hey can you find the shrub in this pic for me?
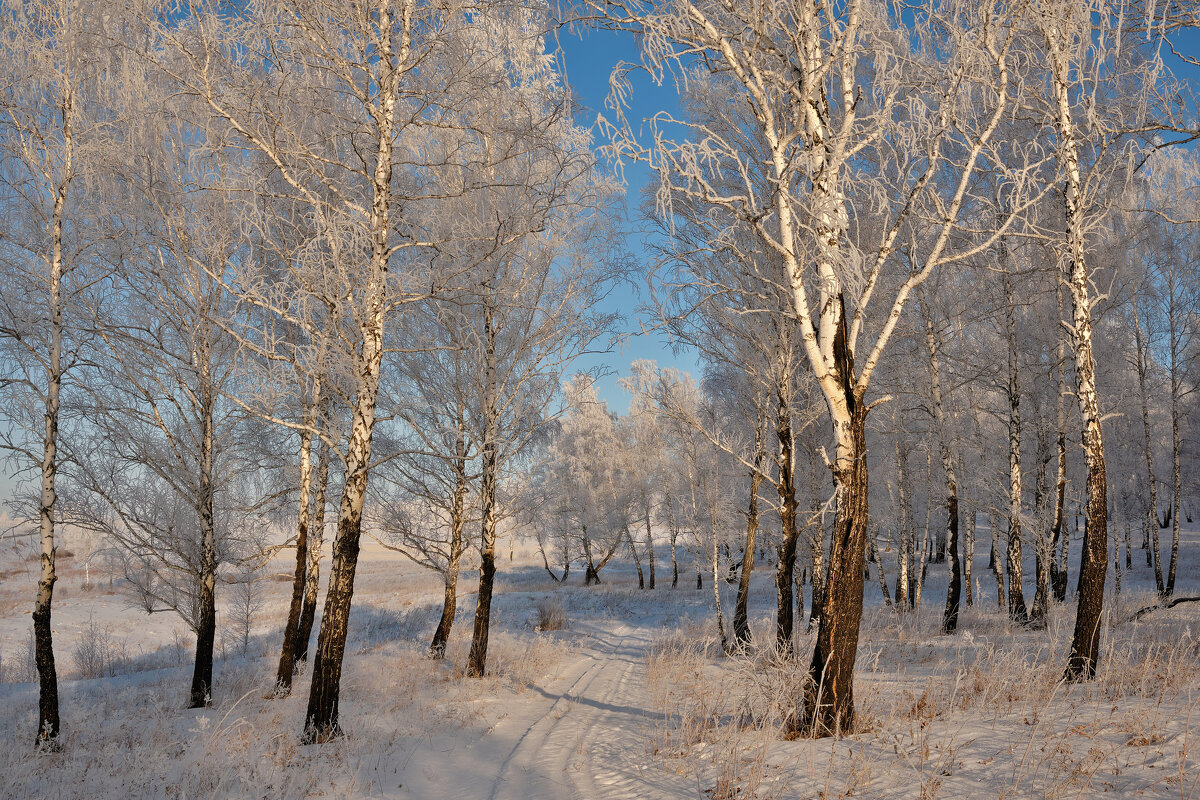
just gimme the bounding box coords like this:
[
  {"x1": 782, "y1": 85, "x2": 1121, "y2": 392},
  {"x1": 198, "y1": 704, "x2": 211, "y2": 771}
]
[
  {"x1": 73, "y1": 617, "x2": 128, "y2": 679},
  {"x1": 534, "y1": 596, "x2": 567, "y2": 631}
]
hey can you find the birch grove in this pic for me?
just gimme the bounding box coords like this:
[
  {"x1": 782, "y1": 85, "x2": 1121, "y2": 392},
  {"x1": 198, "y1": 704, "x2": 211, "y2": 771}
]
[{"x1": 0, "y1": 0, "x2": 1197, "y2": 766}]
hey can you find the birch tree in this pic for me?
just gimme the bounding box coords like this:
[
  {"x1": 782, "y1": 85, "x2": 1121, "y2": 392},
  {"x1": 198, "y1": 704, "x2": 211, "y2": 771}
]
[
  {"x1": 598, "y1": 0, "x2": 1033, "y2": 736},
  {"x1": 1133, "y1": 149, "x2": 1200, "y2": 597},
  {"x1": 0, "y1": 0, "x2": 118, "y2": 747},
  {"x1": 62, "y1": 98, "x2": 258, "y2": 708},
  {"x1": 1024, "y1": 0, "x2": 1193, "y2": 680}
]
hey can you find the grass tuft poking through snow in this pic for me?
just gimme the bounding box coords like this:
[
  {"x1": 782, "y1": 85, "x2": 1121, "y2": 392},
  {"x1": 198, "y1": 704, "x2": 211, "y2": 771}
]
[{"x1": 643, "y1": 598, "x2": 1200, "y2": 799}]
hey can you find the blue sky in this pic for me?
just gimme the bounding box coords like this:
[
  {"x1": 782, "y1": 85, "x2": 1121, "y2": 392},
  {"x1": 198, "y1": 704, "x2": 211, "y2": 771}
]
[{"x1": 553, "y1": 24, "x2": 702, "y2": 414}]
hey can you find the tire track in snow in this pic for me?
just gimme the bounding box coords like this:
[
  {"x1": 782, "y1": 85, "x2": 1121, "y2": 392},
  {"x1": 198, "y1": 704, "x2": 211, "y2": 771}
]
[{"x1": 488, "y1": 620, "x2": 692, "y2": 800}]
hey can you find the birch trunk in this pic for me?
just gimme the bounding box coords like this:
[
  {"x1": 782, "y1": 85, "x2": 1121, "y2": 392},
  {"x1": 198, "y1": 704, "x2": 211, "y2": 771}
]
[
  {"x1": 964, "y1": 511, "x2": 974, "y2": 607},
  {"x1": 1031, "y1": 437, "x2": 1051, "y2": 624},
  {"x1": 33, "y1": 145, "x2": 68, "y2": 745},
  {"x1": 894, "y1": 438, "x2": 912, "y2": 608},
  {"x1": 919, "y1": 295, "x2": 961, "y2": 634},
  {"x1": 276, "y1": 382, "x2": 321, "y2": 694},
  {"x1": 1048, "y1": 30, "x2": 1109, "y2": 682},
  {"x1": 733, "y1": 427, "x2": 764, "y2": 647},
  {"x1": 467, "y1": 300, "x2": 500, "y2": 677},
  {"x1": 799, "y1": 305, "x2": 870, "y2": 737},
  {"x1": 1131, "y1": 299, "x2": 1161, "y2": 585},
  {"x1": 774, "y1": 392, "x2": 800, "y2": 653},
  {"x1": 644, "y1": 495, "x2": 656, "y2": 589},
  {"x1": 626, "y1": 526, "x2": 645, "y2": 589},
  {"x1": 870, "y1": 538, "x2": 893, "y2": 607},
  {"x1": 915, "y1": 505, "x2": 929, "y2": 611},
  {"x1": 295, "y1": 427, "x2": 330, "y2": 664},
  {"x1": 430, "y1": 434, "x2": 468, "y2": 659},
  {"x1": 303, "y1": 20, "x2": 396, "y2": 732},
  {"x1": 1050, "y1": 288, "x2": 1071, "y2": 602},
  {"x1": 1003, "y1": 270, "x2": 1028, "y2": 623},
  {"x1": 467, "y1": 437, "x2": 498, "y2": 676},
  {"x1": 800, "y1": 400, "x2": 867, "y2": 737},
  {"x1": 1167, "y1": 327, "x2": 1181, "y2": 596},
  {"x1": 189, "y1": 380, "x2": 218, "y2": 709}
]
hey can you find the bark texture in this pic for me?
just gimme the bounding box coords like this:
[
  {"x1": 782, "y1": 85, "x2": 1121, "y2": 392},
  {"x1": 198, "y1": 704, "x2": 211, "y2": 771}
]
[
  {"x1": 1049, "y1": 29, "x2": 1109, "y2": 683},
  {"x1": 774, "y1": 393, "x2": 800, "y2": 653},
  {"x1": 276, "y1": 393, "x2": 318, "y2": 694},
  {"x1": 799, "y1": 406, "x2": 867, "y2": 737},
  {"x1": 1003, "y1": 270, "x2": 1028, "y2": 624},
  {"x1": 189, "y1": 384, "x2": 218, "y2": 709},
  {"x1": 1132, "y1": 299, "x2": 1161, "y2": 590},
  {"x1": 295, "y1": 429, "x2": 330, "y2": 664},
  {"x1": 467, "y1": 300, "x2": 500, "y2": 678},
  {"x1": 430, "y1": 435, "x2": 468, "y2": 659},
  {"x1": 733, "y1": 429, "x2": 764, "y2": 647}
]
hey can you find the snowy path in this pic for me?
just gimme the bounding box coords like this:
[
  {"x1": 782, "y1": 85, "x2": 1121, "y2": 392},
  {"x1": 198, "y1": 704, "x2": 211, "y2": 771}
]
[{"x1": 401, "y1": 618, "x2": 690, "y2": 800}]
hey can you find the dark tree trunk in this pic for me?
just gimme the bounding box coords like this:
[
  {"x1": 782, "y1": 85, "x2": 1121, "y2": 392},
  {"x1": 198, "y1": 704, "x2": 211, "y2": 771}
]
[
  {"x1": 303, "y1": 505, "x2": 364, "y2": 740},
  {"x1": 991, "y1": 520, "x2": 1006, "y2": 609},
  {"x1": 627, "y1": 526, "x2": 645, "y2": 589},
  {"x1": 671, "y1": 541, "x2": 678, "y2": 588},
  {"x1": 796, "y1": 566, "x2": 806, "y2": 625},
  {"x1": 1064, "y1": 429, "x2": 1108, "y2": 681},
  {"x1": 1049, "y1": 368, "x2": 1069, "y2": 604},
  {"x1": 467, "y1": 435, "x2": 499, "y2": 676},
  {"x1": 467, "y1": 541, "x2": 497, "y2": 676},
  {"x1": 431, "y1": 442, "x2": 468, "y2": 659},
  {"x1": 734, "y1": 428, "x2": 764, "y2": 648},
  {"x1": 798, "y1": 407, "x2": 868, "y2": 738},
  {"x1": 871, "y1": 538, "x2": 893, "y2": 607},
  {"x1": 1124, "y1": 514, "x2": 1132, "y2": 570},
  {"x1": 190, "y1": 416, "x2": 218, "y2": 709},
  {"x1": 808, "y1": 516, "x2": 827, "y2": 628},
  {"x1": 775, "y1": 393, "x2": 800, "y2": 654},
  {"x1": 581, "y1": 529, "x2": 598, "y2": 585},
  {"x1": 276, "y1": 511, "x2": 308, "y2": 692},
  {"x1": 942, "y1": 490, "x2": 961, "y2": 634},
  {"x1": 190, "y1": 569, "x2": 217, "y2": 708},
  {"x1": 1167, "y1": 407, "x2": 1181, "y2": 596},
  {"x1": 645, "y1": 505, "x2": 656, "y2": 590},
  {"x1": 32, "y1": 597, "x2": 59, "y2": 748}
]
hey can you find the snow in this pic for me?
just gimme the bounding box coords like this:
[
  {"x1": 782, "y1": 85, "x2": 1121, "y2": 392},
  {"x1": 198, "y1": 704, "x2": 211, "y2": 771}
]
[{"x1": 0, "y1": 528, "x2": 1197, "y2": 799}]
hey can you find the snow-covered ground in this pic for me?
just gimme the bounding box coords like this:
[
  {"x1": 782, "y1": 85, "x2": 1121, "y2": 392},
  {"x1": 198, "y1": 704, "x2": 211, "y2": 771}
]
[{"x1": 0, "y1": 525, "x2": 1197, "y2": 799}]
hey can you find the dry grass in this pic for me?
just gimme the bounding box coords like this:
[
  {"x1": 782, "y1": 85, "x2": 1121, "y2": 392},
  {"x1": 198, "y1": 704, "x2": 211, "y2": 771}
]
[
  {"x1": 534, "y1": 596, "x2": 569, "y2": 631},
  {"x1": 644, "y1": 601, "x2": 1200, "y2": 799}
]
